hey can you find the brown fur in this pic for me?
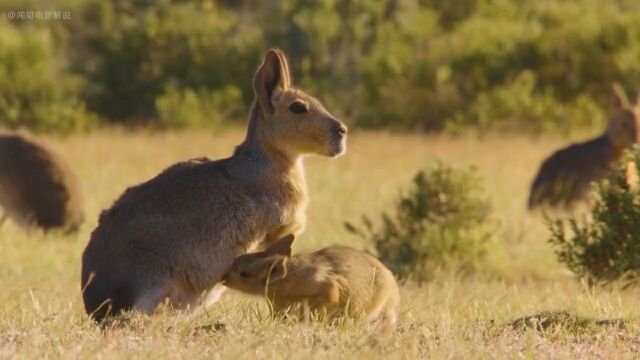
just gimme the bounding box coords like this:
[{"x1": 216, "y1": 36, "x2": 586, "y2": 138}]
[
  {"x1": 0, "y1": 133, "x2": 83, "y2": 232},
  {"x1": 80, "y1": 49, "x2": 348, "y2": 322},
  {"x1": 223, "y1": 235, "x2": 400, "y2": 325},
  {"x1": 625, "y1": 161, "x2": 638, "y2": 191},
  {"x1": 528, "y1": 84, "x2": 640, "y2": 209}
]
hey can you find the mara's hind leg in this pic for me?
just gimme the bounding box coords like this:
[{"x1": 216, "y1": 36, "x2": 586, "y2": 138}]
[
  {"x1": 82, "y1": 273, "x2": 147, "y2": 322},
  {"x1": 134, "y1": 282, "x2": 171, "y2": 315},
  {"x1": 366, "y1": 296, "x2": 398, "y2": 329},
  {"x1": 365, "y1": 301, "x2": 386, "y2": 323},
  {"x1": 382, "y1": 307, "x2": 398, "y2": 328}
]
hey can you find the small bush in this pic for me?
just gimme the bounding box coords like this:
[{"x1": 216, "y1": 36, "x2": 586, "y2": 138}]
[
  {"x1": 548, "y1": 147, "x2": 640, "y2": 285},
  {"x1": 345, "y1": 163, "x2": 497, "y2": 282}
]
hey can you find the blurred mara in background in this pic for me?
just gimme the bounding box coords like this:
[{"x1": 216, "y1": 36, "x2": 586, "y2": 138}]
[
  {"x1": 0, "y1": 133, "x2": 84, "y2": 232},
  {"x1": 528, "y1": 85, "x2": 640, "y2": 210}
]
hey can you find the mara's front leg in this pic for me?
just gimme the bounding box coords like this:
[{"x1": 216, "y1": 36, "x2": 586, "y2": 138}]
[
  {"x1": 201, "y1": 283, "x2": 228, "y2": 308},
  {"x1": 166, "y1": 281, "x2": 228, "y2": 313}
]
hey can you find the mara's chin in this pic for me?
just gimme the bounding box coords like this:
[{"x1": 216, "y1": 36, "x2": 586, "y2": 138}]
[{"x1": 327, "y1": 140, "x2": 347, "y2": 157}]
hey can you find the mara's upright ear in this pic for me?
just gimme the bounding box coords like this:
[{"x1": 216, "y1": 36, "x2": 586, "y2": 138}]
[
  {"x1": 253, "y1": 49, "x2": 292, "y2": 116},
  {"x1": 612, "y1": 82, "x2": 630, "y2": 109},
  {"x1": 265, "y1": 234, "x2": 295, "y2": 257},
  {"x1": 273, "y1": 49, "x2": 291, "y2": 88}
]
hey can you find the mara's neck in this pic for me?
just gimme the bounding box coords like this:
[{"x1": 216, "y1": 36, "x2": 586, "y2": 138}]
[
  {"x1": 235, "y1": 104, "x2": 306, "y2": 185},
  {"x1": 601, "y1": 133, "x2": 626, "y2": 161}
]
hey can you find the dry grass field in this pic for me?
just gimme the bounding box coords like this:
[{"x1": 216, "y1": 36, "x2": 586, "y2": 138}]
[{"x1": 1, "y1": 129, "x2": 639, "y2": 359}]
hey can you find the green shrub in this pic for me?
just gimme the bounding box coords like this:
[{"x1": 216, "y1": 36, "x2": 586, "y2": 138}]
[
  {"x1": 155, "y1": 85, "x2": 243, "y2": 129},
  {"x1": 345, "y1": 163, "x2": 497, "y2": 282},
  {"x1": 449, "y1": 71, "x2": 606, "y2": 134},
  {"x1": 548, "y1": 147, "x2": 640, "y2": 285},
  {"x1": 0, "y1": 22, "x2": 95, "y2": 133},
  {"x1": 2, "y1": 0, "x2": 640, "y2": 133},
  {"x1": 258, "y1": 0, "x2": 640, "y2": 134},
  {"x1": 70, "y1": 0, "x2": 261, "y2": 122}
]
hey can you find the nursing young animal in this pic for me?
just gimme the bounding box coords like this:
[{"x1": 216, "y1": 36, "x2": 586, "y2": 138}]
[
  {"x1": 528, "y1": 84, "x2": 640, "y2": 210},
  {"x1": 223, "y1": 235, "x2": 400, "y2": 326},
  {"x1": 81, "y1": 49, "x2": 348, "y2": 322},
  {"x1": 0, "y1": 133, "x2": 83, "y2": 232}
]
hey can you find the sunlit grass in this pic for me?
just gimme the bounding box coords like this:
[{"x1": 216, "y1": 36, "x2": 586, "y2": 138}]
[{"x1": 1, "y1": 129, "x2": 639, "y2": 358}]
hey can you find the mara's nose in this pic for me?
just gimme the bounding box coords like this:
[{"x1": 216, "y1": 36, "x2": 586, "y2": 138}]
[{"x1": 334, "y1": 122, "x2": 348, "y2": 136}]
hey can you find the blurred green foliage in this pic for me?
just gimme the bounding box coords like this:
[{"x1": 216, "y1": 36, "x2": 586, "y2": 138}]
[
  {"x1": 0, "y1": 18, "x2": 95, "y2": 132},
  {"x1": 548, "y1": 147, "x2": 640, "y2": 286},
  {"x1": 155, "y1": 85, "x2": 242, "y2": 129},
  {"x1": 345, "y1": 163, "x2": 498, "y2": 282},
  {"x1": 0, "y1": 0, "x2": 639, "y2": 133}
]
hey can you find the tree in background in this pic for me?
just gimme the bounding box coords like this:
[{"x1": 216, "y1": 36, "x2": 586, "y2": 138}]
[{"x1": 0, "y1": 0, "x2": 638, "y2": 133}]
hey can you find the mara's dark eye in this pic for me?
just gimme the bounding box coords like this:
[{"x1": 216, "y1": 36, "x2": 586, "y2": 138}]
[
  {"x1": 239, "y1": 271, "x2": 252, "y2": 279},
  {"x1": 289, "y1": 101, "x2": 308, "y2": 114}
]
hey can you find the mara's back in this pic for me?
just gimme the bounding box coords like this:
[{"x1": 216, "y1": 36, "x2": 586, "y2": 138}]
[
  {"x1": 85, "y1": 155, "x2": 273, "y2": 268},
  {"x1": 0, "y1": 134, "x2": 83, "y2": 230},
  {"x1": 528, "y1": 135, "x2": 615, "y2": 209},
  {"x1": 304, "y1": 246, "x2": 399, "y2": 315}
]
